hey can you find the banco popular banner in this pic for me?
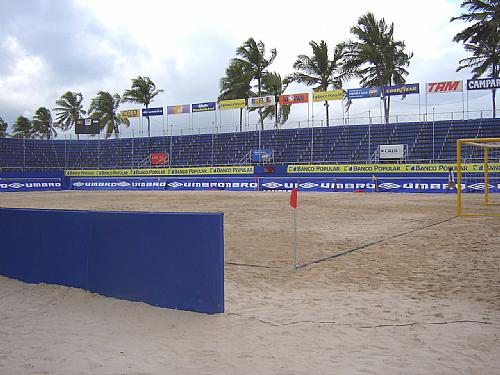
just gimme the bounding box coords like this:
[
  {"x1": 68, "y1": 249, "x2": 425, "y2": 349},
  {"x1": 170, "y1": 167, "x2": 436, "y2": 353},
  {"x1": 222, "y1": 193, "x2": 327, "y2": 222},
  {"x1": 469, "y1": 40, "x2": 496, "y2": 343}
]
[
  {"x1": 0, "y1": 178, "x2": 62, "y2": 192},
  {"x1": 287, "y1": 163, "x2": 500, "y2": 174},
  {"x1": 218, "y1": 98, "x2": 246, "y2": 110},
  {"x1": 312, "y1": 89, "x2": 344, "y2": 102},
  {"x1": 120, "y1": 109, "x2": 141, "y2": 118},
  {"x1": 65, "y1": 165, "x2": 254, "y2": 177}
]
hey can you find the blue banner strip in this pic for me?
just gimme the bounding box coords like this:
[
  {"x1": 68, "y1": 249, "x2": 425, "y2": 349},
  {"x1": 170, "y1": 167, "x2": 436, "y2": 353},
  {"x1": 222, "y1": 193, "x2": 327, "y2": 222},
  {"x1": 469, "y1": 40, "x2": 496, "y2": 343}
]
[
  {"x1": 0, "y1": 178, "x2": 62, "y2": 192},
  {"x1": 69, "y1": 177, "x2": 500, "y2": 193},
  {"x1": 70, "y1": 177, "x2": 258, "y2": 191}
]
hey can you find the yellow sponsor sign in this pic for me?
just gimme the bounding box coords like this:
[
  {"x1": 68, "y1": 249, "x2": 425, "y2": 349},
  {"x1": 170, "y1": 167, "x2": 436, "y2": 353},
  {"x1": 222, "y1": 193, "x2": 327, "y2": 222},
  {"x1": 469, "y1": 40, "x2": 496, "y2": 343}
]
[
  {"x1": 287, "y1": 163, "x2": 500, "y2": 174},
  {"x1": 120, "y1": 109, "x2": 140, "y2": 118},
  {"x1": 312, "y1": 89, "x2": 344, "y2": 102},
  {"x1": 219, "y1": 98, "x2": 246, "y2": 110},
  {"x1": 65, "y1": 165, "x2": 254, "y2": 177}
]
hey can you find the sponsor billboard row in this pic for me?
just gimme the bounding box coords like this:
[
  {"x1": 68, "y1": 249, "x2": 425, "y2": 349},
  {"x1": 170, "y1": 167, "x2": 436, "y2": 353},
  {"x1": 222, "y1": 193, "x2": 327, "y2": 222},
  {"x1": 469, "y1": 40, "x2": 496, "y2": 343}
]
[
  {"x1": 65, "y1": 177, "x2": 500, "y2": 194},
  {"x1": 115, "y1": 78, "x2": 499, "y2": 117}
]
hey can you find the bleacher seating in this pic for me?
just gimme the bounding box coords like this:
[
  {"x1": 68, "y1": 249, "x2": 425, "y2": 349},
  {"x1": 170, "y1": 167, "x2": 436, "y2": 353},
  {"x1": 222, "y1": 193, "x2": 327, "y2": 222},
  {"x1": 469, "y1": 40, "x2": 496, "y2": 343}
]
[{"x1": 1, "y1": 118, "x2": 499, "y2": 171}]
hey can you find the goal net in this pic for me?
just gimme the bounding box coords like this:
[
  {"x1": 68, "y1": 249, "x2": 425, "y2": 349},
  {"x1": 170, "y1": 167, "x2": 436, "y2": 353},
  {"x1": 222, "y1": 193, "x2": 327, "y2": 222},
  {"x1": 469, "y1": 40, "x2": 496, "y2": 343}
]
[{"x1": 457, "y1": 138, "x2": 500, "y2": 216}]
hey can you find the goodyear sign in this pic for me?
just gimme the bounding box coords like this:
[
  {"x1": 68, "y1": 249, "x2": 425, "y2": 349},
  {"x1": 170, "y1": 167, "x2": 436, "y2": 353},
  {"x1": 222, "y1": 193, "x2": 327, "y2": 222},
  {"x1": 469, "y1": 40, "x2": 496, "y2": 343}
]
[
  {"x1": 312, "y1": 89, "x2": 344, "y2": 102},
  {"x1": 287, "y1": 163, "x2": 500, "y2": 174},
  {"x1": 120, "y1": 109, "x2": 140, "y2": 118},
  {"x1": 65, "y1": 166, "x2": 254, "y2": 177},
  {"x1": 383, "y1": 83, "x2": 419, "y2": 96},
  {"x1": 219, "y1": 98, "x2": 246, "y2": 110}
]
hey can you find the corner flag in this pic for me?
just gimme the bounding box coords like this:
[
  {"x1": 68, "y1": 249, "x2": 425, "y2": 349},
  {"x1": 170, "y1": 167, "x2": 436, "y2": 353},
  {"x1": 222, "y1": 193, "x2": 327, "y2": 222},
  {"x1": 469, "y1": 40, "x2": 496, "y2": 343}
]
[{"x1": 290, "y1": 188, "x2": 298, "y2": 208}]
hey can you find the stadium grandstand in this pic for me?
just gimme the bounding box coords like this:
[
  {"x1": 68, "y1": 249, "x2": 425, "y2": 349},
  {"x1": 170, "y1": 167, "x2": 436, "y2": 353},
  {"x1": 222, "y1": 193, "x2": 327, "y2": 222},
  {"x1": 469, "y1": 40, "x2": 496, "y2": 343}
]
[{"x1": 1, "y1": 117, "x2": 499, "y2": 171}]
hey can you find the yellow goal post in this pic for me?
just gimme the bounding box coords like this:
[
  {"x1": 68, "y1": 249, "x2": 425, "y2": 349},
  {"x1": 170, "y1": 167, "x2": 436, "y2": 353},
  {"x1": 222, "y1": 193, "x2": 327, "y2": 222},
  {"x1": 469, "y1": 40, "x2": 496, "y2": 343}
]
[{"x1": 457, "y1": 137, "x2": 500, "y2": 217}]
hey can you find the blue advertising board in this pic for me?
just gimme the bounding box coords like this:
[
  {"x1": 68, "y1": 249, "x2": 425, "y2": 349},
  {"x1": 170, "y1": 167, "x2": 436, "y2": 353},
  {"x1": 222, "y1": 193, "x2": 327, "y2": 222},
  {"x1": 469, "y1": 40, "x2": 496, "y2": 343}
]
[
  {"x1": 192, "y1": 101, "x2": 216, "y2": 112},
  {"x1": 467, "y1": 78, "x2": 500, "y2": 90},
  {"x1": 251, "y1": 149, "x2": 274, "y2": 163},
  {"x1": 68, "y1": 176, "x2": 500, "y2": 193},
  {"x1": 347, "y1": 87, "x2": 381, "y2": 99},
  {"x1": 0, "y1": 178, "x2": 62, "y2": 192},
  {"x1": 383, "y1": 83, "x2": 419, "y2": 96},
  {"x1": 258, "y1": 177, "x2": 500, "y2": 193},
  {"x1": 70, "y1": 177, "x2": 258, "y2": 191},
  {"x1": 142, "y1": 107, "x2": 164, "y2": 117}
]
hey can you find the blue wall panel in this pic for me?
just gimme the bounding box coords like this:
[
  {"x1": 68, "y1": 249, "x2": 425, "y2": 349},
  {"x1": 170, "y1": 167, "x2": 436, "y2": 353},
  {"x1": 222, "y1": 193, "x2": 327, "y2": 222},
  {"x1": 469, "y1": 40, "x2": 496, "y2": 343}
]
[
  {"x1": 87, "y1": 211, "x2": 224, "y2": 313},
  {"x1": 0, "y1": 208, "x2": 224, "y2": 314},
  {"x1": 0, "y1": 208, "x2": 89, "y2": 287}
]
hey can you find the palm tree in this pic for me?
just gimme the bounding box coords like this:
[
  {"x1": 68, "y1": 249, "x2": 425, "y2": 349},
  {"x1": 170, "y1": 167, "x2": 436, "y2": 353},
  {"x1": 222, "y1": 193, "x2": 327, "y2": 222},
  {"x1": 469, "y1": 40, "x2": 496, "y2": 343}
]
[
  {"x1": 53, "y1": 91, "x2": 86, "y2": 139},
  {"x1": 32, "y1": 107, "x2": 57, "y2": 139},
  {"x1": 261, "y1": 72, "x2": 291, "y2": 128},
  {"x1": 219, "y1": 60, "x2": 254, "y2": 132},
  {"x1": 287, "y1": 40, "x2": 345, "y2": 126},
  {"x1": 233, "y1": 38, "x2": 277, "y2": 129},
  {"x1": 0, "y1": 117, "x2": 7, "y2": 137},
  {"x1": 451, "y1": 0, "x2": 500, "y2": 117},
  {"x1": 12, "y1": 116, "x2": 33, "y2": 138},
  {"x1": 88, "y1": 91, "x2": 130, "y2": 138},
  {"x1": 343, "y1": 12, "x2": 413, "y2": 123},
  {"x1": 122, "y1": 76, "x2": 164, "y2": 137}
]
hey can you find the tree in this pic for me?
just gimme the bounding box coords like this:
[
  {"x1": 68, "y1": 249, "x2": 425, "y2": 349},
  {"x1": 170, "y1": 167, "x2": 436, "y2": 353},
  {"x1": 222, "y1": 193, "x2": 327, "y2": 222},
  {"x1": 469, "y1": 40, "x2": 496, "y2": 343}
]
[
  {"x1": 261, "y1": 72, "x2": 291, "y2": 128},
  {"x1": 287, "y1": 40, "x2": 345, "y2": 126},
  {"x1": 32, "y1": 107, "x2": 56, "y2": 139},
  {"x1": 12, "y1": 116, "x2": 33, "y2": 138},
  {"x1": 219, "y1": 60, "x2": 254, "y2": 132},
  {"x1": 233, "y1": 38, "x2": 277, "y2": 129},
  {"x1": 122, "y1": 76, "x2": 164, "y2": 137},
  {"x1": 0, "y1": 117, "x2": 7, "y2": 137},
  {"x1": 451, "y1": 0, "x2": 500, "y2": 117},
  {"x1": 53, "y1": 91, "x2": 86, "y2": 139},
  {"x1": 343, "y1": 12, "x2": 413, "y2": 123},
  {"x1": 88, "y1": 91, "x2": 130, "y2": 138}
]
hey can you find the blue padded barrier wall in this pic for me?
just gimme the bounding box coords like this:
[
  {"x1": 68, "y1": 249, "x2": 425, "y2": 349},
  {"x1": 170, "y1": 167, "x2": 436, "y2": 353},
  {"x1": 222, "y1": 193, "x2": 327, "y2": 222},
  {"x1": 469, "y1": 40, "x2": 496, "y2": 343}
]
[
  {"x1": 0, "y1": 208, "x2": 224, "y2": 314},
  {"x1": 68, "y1": 176, "x2": 500, "y2": 193},
  {"x1": 0, "y1": 208, "x2": 89, "y2": 287}
]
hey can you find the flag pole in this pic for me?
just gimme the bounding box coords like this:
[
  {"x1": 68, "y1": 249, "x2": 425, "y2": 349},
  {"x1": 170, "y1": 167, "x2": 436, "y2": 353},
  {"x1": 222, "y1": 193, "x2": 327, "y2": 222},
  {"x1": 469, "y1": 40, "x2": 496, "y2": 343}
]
[
  {"x1": 290, "y1": 187, "x2": 298, "y2": 269},
  {"x1": 293, "y1": 205, "x2": 298, "y2": 269}
]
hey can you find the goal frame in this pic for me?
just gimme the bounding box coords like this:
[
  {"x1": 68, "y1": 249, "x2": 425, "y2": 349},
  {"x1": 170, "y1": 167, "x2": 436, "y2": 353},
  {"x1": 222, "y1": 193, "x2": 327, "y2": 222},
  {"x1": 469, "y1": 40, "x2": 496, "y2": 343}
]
[{"x1": 457, "y1": 137, "x2": 500, "y2": 217}]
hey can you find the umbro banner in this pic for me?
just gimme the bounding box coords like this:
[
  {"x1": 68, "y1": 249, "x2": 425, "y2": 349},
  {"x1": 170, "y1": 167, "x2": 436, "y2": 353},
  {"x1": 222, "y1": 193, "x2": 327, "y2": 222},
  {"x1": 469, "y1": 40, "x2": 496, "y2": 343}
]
[
  {"x1": 0, "y1": 178, "x2": 62, "y2": 192},
  {"x1": 68, "y1": 177, "x2": 500, "y2": 193},
  {"x1": 70, "y1": 177, "x2": 258, "y2": 191}
]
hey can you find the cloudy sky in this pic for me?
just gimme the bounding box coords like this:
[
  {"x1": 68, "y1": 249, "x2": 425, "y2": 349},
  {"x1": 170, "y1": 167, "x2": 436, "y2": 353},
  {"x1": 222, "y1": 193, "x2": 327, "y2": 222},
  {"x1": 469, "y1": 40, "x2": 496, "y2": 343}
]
[{"x1": 0, "y1": 0, "x2": 493, "y2": 136}]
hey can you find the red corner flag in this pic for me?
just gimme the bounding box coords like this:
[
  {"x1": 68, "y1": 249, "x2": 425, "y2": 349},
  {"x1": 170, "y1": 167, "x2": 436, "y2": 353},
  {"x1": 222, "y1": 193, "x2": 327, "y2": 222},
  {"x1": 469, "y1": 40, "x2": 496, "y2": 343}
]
[{"x1": 290, "y1": 188, "x2": 298, "y2": 208}]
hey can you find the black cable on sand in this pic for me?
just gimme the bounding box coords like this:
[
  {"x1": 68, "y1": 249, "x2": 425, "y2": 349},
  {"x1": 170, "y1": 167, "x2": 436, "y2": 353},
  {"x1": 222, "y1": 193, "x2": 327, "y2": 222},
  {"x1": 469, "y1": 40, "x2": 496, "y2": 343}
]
[{"x1": 295, "y1": 216, "x2": 457, "y2": 270}]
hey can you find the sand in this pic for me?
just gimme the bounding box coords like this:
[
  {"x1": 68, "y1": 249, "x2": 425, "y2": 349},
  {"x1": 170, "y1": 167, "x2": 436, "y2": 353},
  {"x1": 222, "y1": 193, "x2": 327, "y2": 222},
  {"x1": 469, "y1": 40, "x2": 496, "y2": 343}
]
[{"x1": 0, "y1": 191, "x2": 499, "y2": 374}]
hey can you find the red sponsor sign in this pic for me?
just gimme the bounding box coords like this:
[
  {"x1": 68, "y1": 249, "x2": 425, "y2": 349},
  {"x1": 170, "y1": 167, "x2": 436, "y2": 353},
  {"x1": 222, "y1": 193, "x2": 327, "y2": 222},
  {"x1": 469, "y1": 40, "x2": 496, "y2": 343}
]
[
  {"x1": 151, "y1": 152, "x2": 168, "y2": 165},
  {"x1": 426, "y1": 81, "x2": 463, "y2": 93},
  {"x1": 279, "y1": 93, "x2": 309, "y2": 105}
]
